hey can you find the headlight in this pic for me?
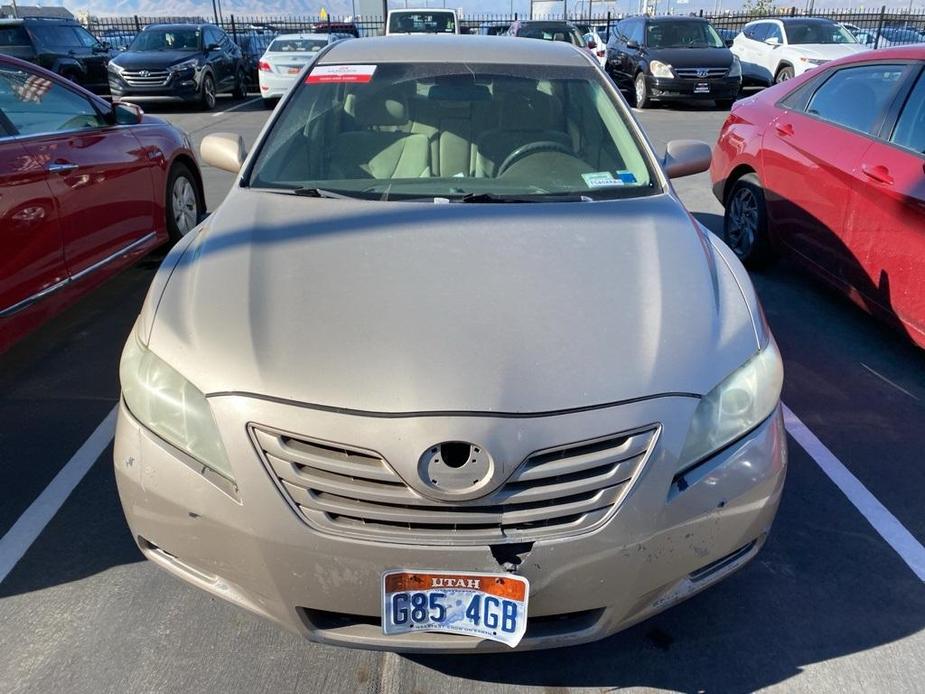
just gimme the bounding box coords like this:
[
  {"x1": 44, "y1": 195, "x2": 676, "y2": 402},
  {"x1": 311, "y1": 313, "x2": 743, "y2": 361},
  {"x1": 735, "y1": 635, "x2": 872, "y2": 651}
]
[
  {"x1": 799, "y1": 57, "x2": 828, "y2": 66},
  {"x1": 649, "y1": 60, "x2": 674, "y2": 78},
  {"x1": 108, "y1": 61, "x2": 124, "y2": 74},
  {"x1": 169, "y1": 58, "x2": 199, "y2": 73},
  {"x1": 679, "y1": 339, "x2": 784, "y2": 467},
  {"x1": 728, "y1": 57, "x2": 742, "y2": 77},
  {"x1": 120, "y1": 332, "x2": 233, "y2": 481}
]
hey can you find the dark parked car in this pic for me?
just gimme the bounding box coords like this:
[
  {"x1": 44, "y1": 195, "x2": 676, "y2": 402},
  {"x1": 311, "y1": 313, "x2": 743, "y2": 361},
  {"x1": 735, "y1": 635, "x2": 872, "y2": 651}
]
[
  {"x1": 236, "y1": 32, "x2": 275, "y2": 88},
  {"x1": 607, "y1": 16, "x2": 742, "y2": 109},
  {"x1": 107, "y1": 23, "x2": 247, "y2": 110},
  {"x1": 505, "y1": 20, "x2": 585, "y2": 47},
  {"x1": 0, "y1": 17, "x2": 111, "y2": 93},
  {"x1": 310, "y1": 21, "x2": 360, "y2": 38},
  {"x1": 99, "y1": 28, "x2": 138, "y2": 52},
  {"x1": 0, "y1": 53, "x2": 204, "y2": 352}
]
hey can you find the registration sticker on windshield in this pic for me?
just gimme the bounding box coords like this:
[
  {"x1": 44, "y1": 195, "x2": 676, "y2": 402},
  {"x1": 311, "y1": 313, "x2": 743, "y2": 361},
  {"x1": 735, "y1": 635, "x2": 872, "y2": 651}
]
[
  {"x1": 582, "y1": 171, "x2": 624, "y2": 188},
  {"x1": 616, "y1": 170, "x2": 638, "y2": 184},
  {"x1": 306, "y1": 64, "x2": 377, "y2": 84}
]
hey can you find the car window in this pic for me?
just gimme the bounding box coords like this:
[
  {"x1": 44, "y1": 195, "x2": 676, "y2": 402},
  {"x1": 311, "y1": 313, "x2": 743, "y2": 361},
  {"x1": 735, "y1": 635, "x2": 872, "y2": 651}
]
[
  {"x1": 30, "y1": 25, "x2": 83, "y2": 47},
  {"x1": 806, "y1": 64, "x2": 906, "y2": 135},
  {"x1": 203, "y1": 27, "x2": 220, "y2": 47},
  {"x1": 746, "y1": 23, "x2": 769, "y2": 41},
  {"x1": 72, "y1": 26, "x2": 100, "y2": 48},
  {"x1": 765, "y1": 24, "x2": 783, "y2": 44},
  {"x1": 0, "y1": 26, "x2": 30, "y2": 46},
  {"x1": 628, "y1": 21, "x2": 644, "y2": 45},
  {"x1": 644, "y1": 20, "x2": 724, "y2": 49},
  {"x1": 891, "y1": 73, "x2": 925, "y2": 155},
  {"x1": 784, "y1": 20, "x2": 857, "y2": 45},
  {"x1": 0, "y1": 65, "x2": 106, "y2": 137},
  {"x1": 248, "y1": 61, "x2": 657, "y2": 201},
  {"x1": 131, "y1": 28, "x2": 201, "y2": 51},
  {"x1": 269, "y1": 37, "x2": 328, "y2": 53},
  {"x1": 388, "y1": 12, "x2": 456, "y2": 34}
]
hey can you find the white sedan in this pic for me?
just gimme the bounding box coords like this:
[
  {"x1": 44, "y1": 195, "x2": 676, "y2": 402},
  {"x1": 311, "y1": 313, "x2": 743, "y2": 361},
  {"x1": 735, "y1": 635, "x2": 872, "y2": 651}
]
[{"x1": 258, "y1": 32, "x2": 351, "y2": 106}]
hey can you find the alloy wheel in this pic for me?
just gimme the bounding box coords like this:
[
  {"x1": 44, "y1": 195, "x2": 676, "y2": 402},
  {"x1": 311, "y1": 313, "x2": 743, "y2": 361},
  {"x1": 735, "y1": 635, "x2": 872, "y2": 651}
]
[
  {"x1": 171, "y1": 176, "x2": 199, "y2": 236},
  {"x1": 726, "y1": 186, "x2": 759, "y2": 257}
]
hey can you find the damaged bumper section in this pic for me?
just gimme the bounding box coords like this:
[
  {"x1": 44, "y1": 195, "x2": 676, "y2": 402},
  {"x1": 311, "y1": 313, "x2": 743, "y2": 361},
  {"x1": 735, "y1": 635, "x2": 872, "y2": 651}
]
[{"x1": 114, "y1": 393, "x2": 787, "y2": 653}]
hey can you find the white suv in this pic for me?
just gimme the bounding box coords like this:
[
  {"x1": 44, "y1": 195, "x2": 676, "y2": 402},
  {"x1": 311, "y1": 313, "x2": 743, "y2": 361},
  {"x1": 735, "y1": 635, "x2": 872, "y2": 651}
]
[{"x1": 732, "y1": 17, "x2": 867, "y2": 85}]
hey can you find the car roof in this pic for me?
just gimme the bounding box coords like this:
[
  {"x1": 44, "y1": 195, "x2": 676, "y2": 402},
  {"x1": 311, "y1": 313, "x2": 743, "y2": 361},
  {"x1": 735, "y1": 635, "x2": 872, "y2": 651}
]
[
  {"x1": 143, "y1": 23, "x2": 210, "y2": 31},
  {"x1": 646, "y1": 16, "x2": 711, "y2": 23},
  {"x1": 320, "y1": 35, "x2": 589, "y2": 66},
  {"x1": 273, "y1": 32, "x2": 333, "y2": 40}
]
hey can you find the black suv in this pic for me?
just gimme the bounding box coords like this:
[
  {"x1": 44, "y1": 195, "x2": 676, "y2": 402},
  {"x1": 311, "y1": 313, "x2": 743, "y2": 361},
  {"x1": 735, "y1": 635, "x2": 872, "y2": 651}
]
[
  {"x1": 607, "y1": 16, "x2": 741, "y2": 109},
  {"x1": 107, "y1": 23, "x2": 246, "y2": 110},
  {"x1": 0, "y1": 17, "x2": 111, "y2": 93}
]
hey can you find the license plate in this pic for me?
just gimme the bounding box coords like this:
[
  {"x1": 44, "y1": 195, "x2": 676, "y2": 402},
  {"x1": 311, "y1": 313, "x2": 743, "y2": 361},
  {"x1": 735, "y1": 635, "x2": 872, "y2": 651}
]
[
  {"x1": 287, "y1": 67, "x2": 301, "y2": 74},
  {"x1": 694, "y1": 81, "x2": 711, "y2": 93},
  {"x1": 382, "y1": 570, "x2": 529, "y2": 647}
]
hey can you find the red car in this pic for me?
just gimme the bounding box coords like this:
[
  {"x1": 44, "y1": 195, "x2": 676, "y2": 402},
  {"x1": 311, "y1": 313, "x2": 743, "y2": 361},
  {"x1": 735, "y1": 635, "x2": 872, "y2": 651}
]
[
  {"x1": 0, "y1": 54, "x2": 204, "y2": 353},
  {"x1": 711, "y1": 46, "x2": 925, "y2": 348}
]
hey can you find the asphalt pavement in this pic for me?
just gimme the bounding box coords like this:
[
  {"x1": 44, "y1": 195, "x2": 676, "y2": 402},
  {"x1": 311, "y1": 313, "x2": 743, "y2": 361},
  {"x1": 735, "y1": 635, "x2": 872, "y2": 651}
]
[{"x1": 1, "y1": 94, "x2": 923, "y2": 694}]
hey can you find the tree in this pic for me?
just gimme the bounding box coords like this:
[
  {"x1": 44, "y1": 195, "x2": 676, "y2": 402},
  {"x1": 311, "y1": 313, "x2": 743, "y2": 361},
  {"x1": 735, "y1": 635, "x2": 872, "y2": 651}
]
[{"x1": 742, "y1": 0, "x2": 779, "y2": 15}]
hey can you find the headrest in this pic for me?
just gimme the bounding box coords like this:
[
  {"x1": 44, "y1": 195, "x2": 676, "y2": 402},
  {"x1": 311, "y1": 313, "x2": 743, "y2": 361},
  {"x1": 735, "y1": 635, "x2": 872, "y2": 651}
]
[{"x1": 354, "y1": 91, "x2": 409, "y2": 126}]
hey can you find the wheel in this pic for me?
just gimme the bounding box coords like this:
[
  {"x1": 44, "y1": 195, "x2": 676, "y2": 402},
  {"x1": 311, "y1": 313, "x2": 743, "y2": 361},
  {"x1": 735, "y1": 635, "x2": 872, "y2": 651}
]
[
  {"x1": 199, "y1": 73, "x2": 216, "y2": 110},
  {"x1": 634, "y1": 73, "x2": 650, "y2": 109},
  {"x1": 775, "y1": 66, "x2": 794, "y2": 84},
  {"x1": 716, "y1": 98, "x2": 735, "y2": 110},
  {"x1": 723, "y1": 173, "x2": 773, "y2": 268},
  {"x1": 166, "y1": 163, "x2": 202, "y2": 241},
  {"x1": 232, "y1": 69, "x2": 247, "y2": 99}
]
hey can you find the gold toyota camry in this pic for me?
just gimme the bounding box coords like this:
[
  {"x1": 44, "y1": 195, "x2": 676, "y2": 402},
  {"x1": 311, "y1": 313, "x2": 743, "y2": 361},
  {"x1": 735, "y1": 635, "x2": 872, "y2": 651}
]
[{"x1": 114, "y1": 35, "x2": 787, "y2": 652}]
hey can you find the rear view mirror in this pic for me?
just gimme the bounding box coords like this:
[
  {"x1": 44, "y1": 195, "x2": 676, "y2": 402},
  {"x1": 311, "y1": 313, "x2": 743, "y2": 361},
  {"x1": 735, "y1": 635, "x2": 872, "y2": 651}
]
[
  {"x1": 662, "y1": 140, "x2": 712, "y2": 179},
  {"x1": 201, "y1": 132, "x2": 247, "y2": 173}
]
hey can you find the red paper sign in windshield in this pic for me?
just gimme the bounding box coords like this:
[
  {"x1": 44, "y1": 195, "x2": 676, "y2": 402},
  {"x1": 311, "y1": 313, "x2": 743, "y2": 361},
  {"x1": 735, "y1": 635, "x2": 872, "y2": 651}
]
[{"x1": 306, "y1": 64, "x2": 377, "y2": 84}]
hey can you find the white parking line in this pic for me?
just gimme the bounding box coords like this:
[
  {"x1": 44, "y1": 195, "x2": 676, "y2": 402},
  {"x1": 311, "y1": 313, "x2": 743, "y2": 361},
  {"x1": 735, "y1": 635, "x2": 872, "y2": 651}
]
[
  {"x1": 783, "y1": 404, "x2": 925, "y2": 581},
  {"x1": 2, "y1": 401, "x2": 924, "y2": 586},
  {"x1": 212, "y1": 96, "x2": 261, "y2": 117},
  {"x1": 0, "y1": 405, "x2": 117, "y2": 585}
]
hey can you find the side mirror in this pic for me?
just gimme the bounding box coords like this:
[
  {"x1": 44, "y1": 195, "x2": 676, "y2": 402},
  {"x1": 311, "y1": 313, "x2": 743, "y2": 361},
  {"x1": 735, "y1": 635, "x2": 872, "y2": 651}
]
[
  {"x1": 725, "y1": 38, "x2": 734, "y2": 47},
  {"x1": 201, "y1": 132, "x2": 247, "y2": 173},
  {"x1": 626, "y1": 39, "x2": 640, "y2": 49},
  {"x1": 765, "y1": 36, "x2": 780, "y2": 46},
  {"x1": 662, "y1": 139, "x2": 712, "y2": 179},
  {"x1": 112, "y1": 101, "x2": 143, "y2": 125},
  {"x1": 94, "y1": 41, "x2": 110, "y2": 52},
  {"x1": 207, "y1": 42, "x2": 222, "y2": 51}
]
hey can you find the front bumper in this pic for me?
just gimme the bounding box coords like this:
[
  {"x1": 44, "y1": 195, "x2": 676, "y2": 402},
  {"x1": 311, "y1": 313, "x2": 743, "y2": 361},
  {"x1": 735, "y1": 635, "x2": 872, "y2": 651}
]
[
  {"x1": 108, "y1": 71, "x2": 201, "y2": 101},
  {"x1": 647, "y1": 75, "x2": 742, "y2": 101},
  {"x1": 114, "y1": 394, "x2": 787, "y2": 652}
]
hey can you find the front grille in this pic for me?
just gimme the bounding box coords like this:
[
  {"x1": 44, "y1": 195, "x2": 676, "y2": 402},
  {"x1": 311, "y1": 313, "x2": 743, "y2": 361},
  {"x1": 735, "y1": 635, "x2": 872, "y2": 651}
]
[
  {"x1": 121, "y1": 69, "x2": 170, "y2": 86},
  {"x1": 673, "y1": 67, "x2": 729, "y2": 79},
  {"x1": 251, "y1": 424, "x2": 658, "y2": 546}
]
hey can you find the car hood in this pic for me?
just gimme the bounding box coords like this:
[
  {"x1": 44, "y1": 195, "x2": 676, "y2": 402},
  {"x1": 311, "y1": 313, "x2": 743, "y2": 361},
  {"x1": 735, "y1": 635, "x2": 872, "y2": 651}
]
[
  {"x1": 111, "y1": 50, "x2": 201, "y2": 70},
  {"x1": 788, "y1": 43, "x2": 868, "y2": 59},
  {"x1": 646, "y1": 47, "x2": 734, "y2": 68},
  {"x1": 147, "y1": 191, "x2": 760, "y2": 413}
]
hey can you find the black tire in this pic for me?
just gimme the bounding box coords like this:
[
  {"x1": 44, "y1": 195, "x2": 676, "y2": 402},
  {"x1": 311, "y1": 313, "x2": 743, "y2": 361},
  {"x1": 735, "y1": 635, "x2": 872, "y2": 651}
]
[
  {"x1": 716, "y1": 98, "x2": 735, "y2": 110},
  {"x1": 775, "y1": 65, "x2": 795, "y2": 84},
  {"x1": 232, "y1": 69, "x2": 247, "y2": 99},
  {"x1": 634, "y1": 73, "x2": 650, "y2": 109},
  {"x1": 199, "y1": 73, "x2": 216, "y2": 111},
  {"x1": 723, "y1": 173, "x2": 774, "y2": 268},
  {"x1": 165, "y1": 163, "x2": 202, "y2": 242}
]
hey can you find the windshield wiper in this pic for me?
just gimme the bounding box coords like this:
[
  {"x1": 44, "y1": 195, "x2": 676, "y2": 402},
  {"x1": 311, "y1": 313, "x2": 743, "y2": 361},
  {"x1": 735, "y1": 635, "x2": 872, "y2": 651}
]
[
  {"x1": 290, "y1": 187, "x2": 361, "y2": 199},
  {"x1": 455, "y1": 192, "x2": 589, "y2": 203}
]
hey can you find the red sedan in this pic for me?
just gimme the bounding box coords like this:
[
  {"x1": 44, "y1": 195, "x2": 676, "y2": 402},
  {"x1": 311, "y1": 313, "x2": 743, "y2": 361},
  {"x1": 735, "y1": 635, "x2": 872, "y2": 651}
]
[
  {"x1": 711, "y1": 46, "x2": 925, "y2": 348},
  {"x1": 1, "y1": 54, "x2": 204, "y2": 353}
]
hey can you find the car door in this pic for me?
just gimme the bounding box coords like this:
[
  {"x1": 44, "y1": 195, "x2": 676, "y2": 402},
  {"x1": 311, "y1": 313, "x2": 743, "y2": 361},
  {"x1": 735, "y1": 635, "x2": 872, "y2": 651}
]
[
  {"x1": 762, "y1": 62, "x2": 910, "y2": 285},
  {"x1": 2, "y1": 62, "x2": 157, "y2": 277},
  {"x1": 762, "y1": 23, "x2": 785, "y2": 80},
  {"x1": 844, "y1": 66, "x2": 925, "y2": 341},
  {"x1": 0, "y1": 68, "x2": 66, "y2": 319},
  {"x1": 68, "y1": 25, "x2": 109, "y2": 91},
  {"x1": 204, "y1": 27, "x2": 232, "y2": 91}
]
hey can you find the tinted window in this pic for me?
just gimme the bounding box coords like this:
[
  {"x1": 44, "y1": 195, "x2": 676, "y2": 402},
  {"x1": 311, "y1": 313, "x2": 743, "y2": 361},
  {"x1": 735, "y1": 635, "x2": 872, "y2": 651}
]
[
  {"x1": 806, "y1": 64, "x2": 905, "y2": 135},
  {"x1": 628, "y1": 20, "x2": 644, "y2": 45},
  {"x1": 269, "y1": 38, "x2": 327, "y2": 53},
  {"x1": 388, "y1": 11, "x2": 456, "y2": 34},
  {"x1": 644, "y1": 20, "x2": 724, "y2": 48},
  {"x1": 131, "y1": 28, "x2": 201, "y2": 51},
  {"x1": 765, "y1": 24, "x2": 783, "y2": 44},
  {"x1": 784, "y1": 20, "x2": 857, "y2": 45},
  {"x1": 0, "y1": 65, "x2": 105, "y2": 136},
  {"x1": 31, "y1": 25, "x2": 83, "y2": 47},
  {"x1": 0, "y1": 26, "x2": 30, "y2": 46},
  {"x1": 746, "y1": 23, "x2": 770, "y2": 41},
  {"x1": 892, "y1": 73, "x2": 925, "y2": 154},
  {"x1": 72, "y1": 27, "x2": 100, "y2": 48}
]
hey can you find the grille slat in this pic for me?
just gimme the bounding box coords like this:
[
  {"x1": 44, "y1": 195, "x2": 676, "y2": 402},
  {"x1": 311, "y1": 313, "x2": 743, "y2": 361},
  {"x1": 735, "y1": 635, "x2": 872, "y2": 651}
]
[
  {"x1": 673, "y1": 67, "x2": 729, "y2": 79},
  {"x1": 121, "y1": 69, "x2": 170, "y2": 86},
  {"x1": 252, "y1": 425, "x2": 657, "y2": 546}
]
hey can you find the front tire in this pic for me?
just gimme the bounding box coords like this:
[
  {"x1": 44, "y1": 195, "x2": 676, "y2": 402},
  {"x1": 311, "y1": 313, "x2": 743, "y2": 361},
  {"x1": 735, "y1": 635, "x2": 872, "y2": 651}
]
[
  {"x1": 775, "y1": 66, "x2": 794, "y2": 84},
  {"x1": 634, "y1": 73, "x2": 650, "y2": 109},
  {"x1": 723, "y1": 173, "x2": 773, "y2": 268},
  {"x1": 166, "y1": 163, "x2": 202, "y2": 242},
  {"x1": 199, "y1": 73, "x2": 216, "y2": 110}
]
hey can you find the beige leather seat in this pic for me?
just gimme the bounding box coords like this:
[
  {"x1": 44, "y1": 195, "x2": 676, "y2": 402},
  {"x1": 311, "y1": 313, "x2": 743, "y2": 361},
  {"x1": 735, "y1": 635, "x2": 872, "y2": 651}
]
[
  {"x1": 474, "y1": 83, "x2": 571, "y2": 177},
  {"x1": 328, "y1": 91, "x2": 431, "y2": 180}
]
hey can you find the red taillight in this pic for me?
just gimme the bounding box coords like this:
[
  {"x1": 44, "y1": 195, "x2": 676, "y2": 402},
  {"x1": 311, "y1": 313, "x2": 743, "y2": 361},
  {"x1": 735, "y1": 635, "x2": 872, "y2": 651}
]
[
  {"x1": 258, "y1": 60, "x2": 271, "y2": 72},
  {"x1": 597, "y1": 50, "x2": 605, "y2": 57}
]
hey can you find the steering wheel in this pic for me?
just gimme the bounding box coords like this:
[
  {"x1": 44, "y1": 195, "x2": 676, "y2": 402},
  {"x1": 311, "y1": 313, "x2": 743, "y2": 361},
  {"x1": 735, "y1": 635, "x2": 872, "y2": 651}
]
[{"x1": 497, "y1": 140, "x2": 575, "y2": 177}]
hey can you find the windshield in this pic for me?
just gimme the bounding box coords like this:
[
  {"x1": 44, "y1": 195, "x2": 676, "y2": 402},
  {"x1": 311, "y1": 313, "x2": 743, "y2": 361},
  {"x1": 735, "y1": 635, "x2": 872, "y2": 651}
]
[
  {"x1": 129, "y1": 28, "x2": 201, "y2": 51},
  {"x1": 519, "y1": 24, "x2": 584, "y2": 46},
  {"x1": 247, "y1": 62, "x2": 658, "y2": 201},
  {"x1": 646, "y1": 21, "x2": 725, "y2": 48},
  {"x1": 269, "y1": 37, "x2": 327, "y2": 53},
  {"x1": 785, "y1": 21, "x2": 857, "y2": 45},
  {"x1": 388, "y1": 12, "x2": 456, "y2": 34}
]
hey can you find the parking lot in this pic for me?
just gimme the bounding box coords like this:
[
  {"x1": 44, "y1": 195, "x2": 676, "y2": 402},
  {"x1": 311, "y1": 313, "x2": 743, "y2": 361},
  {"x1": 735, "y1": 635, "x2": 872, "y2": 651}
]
[{"x1": 1, "y1": 92, "x2": 924, "y2": 693}]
